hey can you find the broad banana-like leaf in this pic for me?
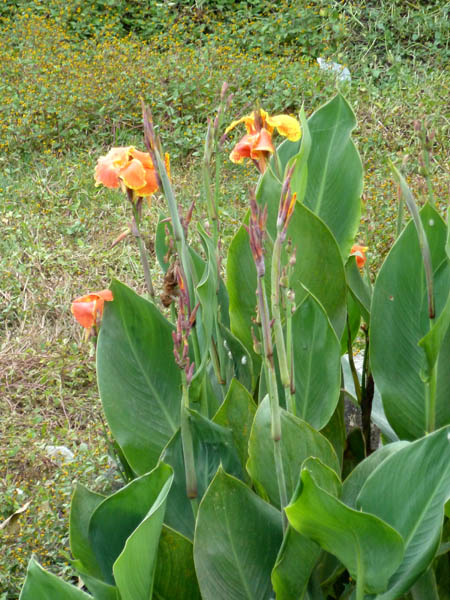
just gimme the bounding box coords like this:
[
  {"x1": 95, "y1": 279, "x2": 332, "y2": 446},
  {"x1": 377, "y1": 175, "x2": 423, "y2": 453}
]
[
  {"x1": 292, "y1": 293, "x2": 341, "y2": 429},
  {"x1": 287, "y1": 204, "x2": 347, "y2": 338},
  {"x1": 341, "y1": 441, "x2": 409, "y2": 508},
  {"x1": 213, "y1": 378, "x2": 257, "y2": 474},
  {"x1": 70, "y1": 484, "x2": 105, "y2": 579},
  {"x1": 357, "y1": 426, "x2": 450, "y2": 599},
  {"x1": 161, "y1": 410, "x2": 243, "y2": 539},
  {"x1": 112, "y1": 467, "x2": 173, "y2": 600},
  {"x1": 371, "y1": 204, "x2": 450, "y2": 439},
  {"x1": 20, "y1": 558, "x2": 93, "y2": 599},
  {"x1": 97, "y1": 280, "x2": 180, "y2": 474},
  {"x1": 154, "y1": 525, "x2": 201, "y2": 600},
  {"x1": 247, "y1": 397, "x2": 340, "y2": 508},
  {"x1": 88, "y1": 463, "x2": 173, "y2": 585},
  {"x1": 194, "y1": 468, "x2": 283, "y2": 600},
  {"x1": 226, "y1": 223, "x2": 261, "y2": 372},
  {"x1": 304, "y1": 94, "x2": 363, "y2": 256},
  {"x1": 286, "y1": 464, "x2": 404, "y2": 595}
]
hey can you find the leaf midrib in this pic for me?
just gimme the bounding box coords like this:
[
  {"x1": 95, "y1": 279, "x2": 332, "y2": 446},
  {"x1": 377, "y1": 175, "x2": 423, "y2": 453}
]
[
  {"x1": 120, "y1": 301, "x2": 177, "y2": 433},
  {"x1": 313, "y1": 99, "x2": 343, "y2": 216}
]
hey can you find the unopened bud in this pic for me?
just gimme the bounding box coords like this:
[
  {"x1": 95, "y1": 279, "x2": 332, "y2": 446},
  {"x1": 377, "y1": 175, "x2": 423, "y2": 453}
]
[
  {"x1": 220, "y1": 81, "x2": 229, "y2": 100},
  {"x1": 185, "y1": 361, "x2": 195, "y2": 385}
]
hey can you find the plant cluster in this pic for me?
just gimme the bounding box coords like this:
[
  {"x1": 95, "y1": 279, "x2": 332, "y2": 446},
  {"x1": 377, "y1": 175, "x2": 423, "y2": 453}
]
[
  {"x1": 18, "y1": 91, "x2": 450, "y2": 599},
  {"x1": 1, "y1": 2, "x2": 449, "y2": 597}
]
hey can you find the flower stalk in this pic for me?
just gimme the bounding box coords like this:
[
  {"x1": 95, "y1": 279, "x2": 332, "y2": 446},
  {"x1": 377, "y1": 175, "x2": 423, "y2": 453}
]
[
  {"x1": 248, "y1": 194, "x2": 288, "y2": 530},
  {"x1": 272, "y1": 165, "x2": 297, "y2": 412},
  {"x1": 173, "y1": 267, "x2": 199, "y2": 514},
  {"x1": 127, "y1": 190, "x2": 155, "y2": 299},
  {"x1": 142, "y1": 102, "x2": 201, "y2": 367}
]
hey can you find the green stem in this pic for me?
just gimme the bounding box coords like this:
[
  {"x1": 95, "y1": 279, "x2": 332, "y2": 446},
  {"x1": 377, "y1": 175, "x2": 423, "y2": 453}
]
[
  {"x1": 271, "y1": 235, "x2": 292, "y2": 409},
  {"x1": 180, "y1": 372, "x2": 198, "y2": 517},
  {"x1": 257, "y1": 276, "x2": 288, "y2": 529},
  {"x1": 284, "y1": 287, "x2": 296, "y2": 414},
  {"x1": 131, "y1": 204, "x2": 155, "y2": 299}
]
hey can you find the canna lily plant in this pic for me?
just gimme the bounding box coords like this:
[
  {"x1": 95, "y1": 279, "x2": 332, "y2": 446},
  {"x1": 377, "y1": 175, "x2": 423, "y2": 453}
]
[{"x1": 20, "y1": 88, "x2": 450, "y2": 600}]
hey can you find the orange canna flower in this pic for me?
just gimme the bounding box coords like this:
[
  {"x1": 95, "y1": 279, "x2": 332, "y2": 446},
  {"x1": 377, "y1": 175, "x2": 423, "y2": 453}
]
[
  {"x1": 71, "y1": 289, "x2": 113, "y2": 332},
  {"x1": 350, "y1": 244, "x2": 368, "y2": 269},
  {"x1": 94, "y1": 146, "x2": 165, "y2": 197},
  {"x1": 226, "y1": 108, "x2": 301, "y2": 173}
]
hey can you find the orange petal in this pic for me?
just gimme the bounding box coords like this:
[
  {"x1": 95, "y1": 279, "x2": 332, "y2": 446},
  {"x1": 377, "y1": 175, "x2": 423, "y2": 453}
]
[
  {"x1": 129, "y1": 147, "x2": 154, "y2": 169},
  {"x1": 136, "y1": 167, "x2": 159, "y2": 197},
  {"x1": 249, "y1": 128, "x2": 274, "y2": 158},
  {"x1": 110, "y1": 146, "x2": 133, "y2": 168},
  {"x1": 71, "y1": 290, "x2": 113, "y2": 329},
  {"x1": 225, "y1": 113, "x2": 259, "y2": 135},
  {"x1": 229, "y1": 134, "x2": 254, "y2": 163},
  {"x1": 96, "y1": 289, "x2": 114, "y2": 301},
  {"x1": 350, "y1": 244, "x2": 368, "y2": 268},
  {"x1": 71, "y1": 296, "x2": 100, "y2": 329},
  {"x1": 94, "y1": 157, "x2": 120, "y2": 189},
  {"x1": 120, "y1": 158, "x2": 147, "y2": 190},
  {"x1": 265, "y1": 114, "x2": 301, "y2": 141}
]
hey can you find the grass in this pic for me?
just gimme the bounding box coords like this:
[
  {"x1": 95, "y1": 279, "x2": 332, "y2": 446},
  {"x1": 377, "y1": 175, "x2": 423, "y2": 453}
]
[{"x1": 0, "y1": 1, "x2": 449, "y2": 597}]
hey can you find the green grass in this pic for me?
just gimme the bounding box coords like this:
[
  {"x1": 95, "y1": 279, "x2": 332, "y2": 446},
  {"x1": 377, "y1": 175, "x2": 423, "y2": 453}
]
[{"x1": 1, "y1": 1, "x2": 449, "y2": 597}]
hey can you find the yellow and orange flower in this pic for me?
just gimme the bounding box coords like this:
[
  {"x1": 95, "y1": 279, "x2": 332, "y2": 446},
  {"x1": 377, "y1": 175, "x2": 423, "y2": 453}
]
[
  {"x1": 71, "y1": 289, "x2": 113, "y2": 332},
  {"x1": 226, "y1": 108, "x2": 301, "y2": 173},
  {"x1": 350, "y1": 244, "x2": 368, "y2": 269},
  {"x1": 95, "y1": 146, "x2": 168, "y2": 197}
]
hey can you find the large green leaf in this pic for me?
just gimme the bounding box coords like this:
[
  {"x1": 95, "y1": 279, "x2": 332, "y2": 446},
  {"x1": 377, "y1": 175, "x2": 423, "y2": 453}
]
[
  {"x1": 287, "y1": 203, "x2": 347, "y2": 338},
  {"x1": 286, "y1": 464, "x2": 404, "y2": 595},
  {"x1": 195, "y1": 223, "x2": 219, "y2": 366},
  {"x1": 194, "y1": 468, "x2": 283, "y2": 600},
  {"x1": 213, "y1": 378, "x2": 257, "y2": 474},
  {"x1": 161, "y1": 410, "x2": 243, "y2": 539},
  {"x1": 271, "y1": 527, "x2": 320, "y2": 600},
  {"x1": 319, "y1": 394, "x2": 346, "y2": 470},
  {"x1": 20, "y1": 558, "x2": 93, "y2": 600},
  {"x1": 112, "y1": 467, "x2": 172, "y2": 600},
  {"x1": 292, "y1": 294, "x2": 341, "y2": 429},
  {"x1": 419, "y1": 287, "x2": 450, "y2": 380},
  {"x1": 370, "y1": 204, "x2": 450, "y2": 439},
  {"x1": 154, "y1": 525, "x2": 202, "y2": 600},
  {"x1": 304, "y1": 94, "x2": 363, "y2": 256},
  {"x1": 219, "y1": 323, "x2": 254, "y2": 393},
  {"x1": 71, "y1": 568, "x2": 118, "y2": 600},
  {"x1": 97, "y1": 280, "x2": 180, "y2": 474},
  {"x1": 226, "y1": 223, "x2": 261, "y2": 373},
  {"x1": 357, "y1": 426, "x2": 450, "y2": 599},
  {"x1": 70, "y1": 484, "x2": 105, "y2": 579},
  {"x1": 247, "y1": 397, "x2": 340, "y2": 508},
  {"x1": 89, "y1": 463, "x2": 173, "y2": 585},
  {"x1": 271, "y1": 458, "x2": 341, "y2": 600},
  {"x1": 341, "y1": 441, "x2": 409, "y2": 509}
]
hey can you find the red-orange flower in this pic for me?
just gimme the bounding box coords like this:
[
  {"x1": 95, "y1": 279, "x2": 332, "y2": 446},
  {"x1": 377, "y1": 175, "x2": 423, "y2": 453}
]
[
  {"x1": 71, "y1": 289, "x2": 113, "y2": 332},
  {"x1": 350, "y1": 244, "x2": 368, "y2": 269},
  {"x1": 226, "y1": 108, "x2": 301, "y2": 173},
  {"x1": 94, "y1": 146, "x2": 160, "y2": 197}
]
